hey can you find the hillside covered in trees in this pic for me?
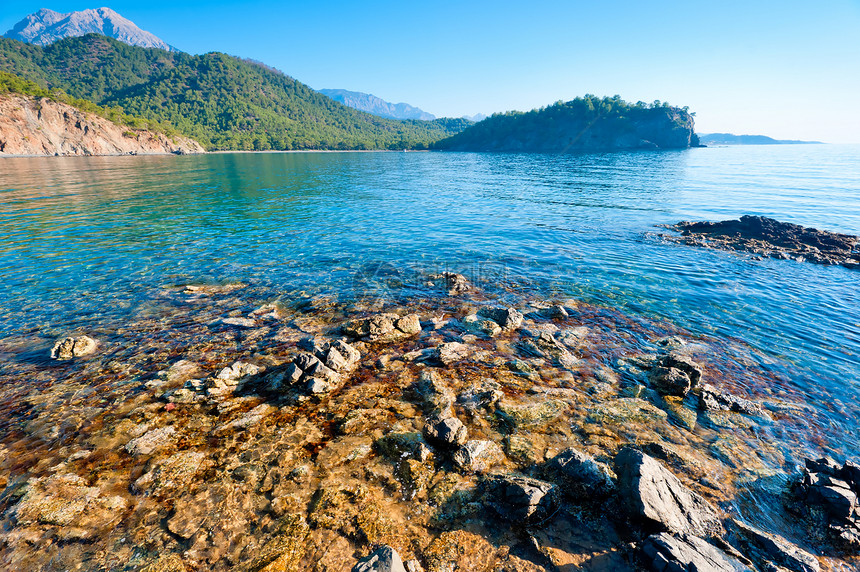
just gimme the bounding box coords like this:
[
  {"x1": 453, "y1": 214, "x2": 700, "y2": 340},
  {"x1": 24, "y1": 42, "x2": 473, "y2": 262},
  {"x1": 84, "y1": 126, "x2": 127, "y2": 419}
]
[
  {"x1": 433, "y1": 95, "x2": 699, "y2": 152},
  {"x1": 0, "y1": 35, "x2": 470, "y2": 150}
]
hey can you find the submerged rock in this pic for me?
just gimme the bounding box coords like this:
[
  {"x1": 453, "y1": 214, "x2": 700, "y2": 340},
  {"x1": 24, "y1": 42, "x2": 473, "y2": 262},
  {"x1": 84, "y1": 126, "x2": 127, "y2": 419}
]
[
  {"x1": 353, "y1": 545, "x2": 407, "y2": 572},
  {"x1": 641, "y1": 533, "x2": 753, "y2": 572},
  {"x1": 615, "y1": 448, "x2": 723, "y2": 537},
  {"x1": 51, "y1": 335, "x2": 98, "y2": 359},
  {"x1": 427, "y1": 272, "x2": 470, "y2": 295},
  {"x1": 125, "y1": 426, "x2": 176, "y2": 456},
  {"x1": 453, "y1": 440, "x2": 505, "y2": 473}
]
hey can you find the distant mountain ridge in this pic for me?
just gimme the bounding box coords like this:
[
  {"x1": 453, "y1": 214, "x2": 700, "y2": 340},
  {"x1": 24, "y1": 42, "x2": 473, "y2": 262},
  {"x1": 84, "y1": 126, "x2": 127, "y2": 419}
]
[
  {"x1": 319, "y1": 89, "x2": 436, "y2": 121},
  {"x1": 3, "y1": 7, "x2": 176, "y2": 52},
  {"x1": 698, "y1": 133, "x2": 823, "y2": 145}
]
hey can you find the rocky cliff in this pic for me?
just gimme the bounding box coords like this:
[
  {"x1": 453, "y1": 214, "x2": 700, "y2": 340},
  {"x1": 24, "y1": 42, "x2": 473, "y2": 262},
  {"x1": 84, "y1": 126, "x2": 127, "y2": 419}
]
[
  {"x1": 0, "y1": 94, "x2": 203, "y2": 156},
  {"x1": 4, "y1": 7, "x2": 175, "y2": 51}
]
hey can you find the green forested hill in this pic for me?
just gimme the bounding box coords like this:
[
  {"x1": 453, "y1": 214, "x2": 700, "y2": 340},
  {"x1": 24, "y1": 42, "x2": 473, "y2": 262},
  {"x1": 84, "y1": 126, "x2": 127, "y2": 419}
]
[
  {"x1": 433, "y1": 95, "x2": 699, "y2": 152},
  {"x1": 0, "y1": 35, "x2": 470, "y2": 150}
]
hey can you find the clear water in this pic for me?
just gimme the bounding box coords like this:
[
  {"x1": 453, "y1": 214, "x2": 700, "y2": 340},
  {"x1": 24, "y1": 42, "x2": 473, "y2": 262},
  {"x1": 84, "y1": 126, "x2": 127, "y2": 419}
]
[{"x1": 1, "y1": 144, "x2": 859, "y2": 456}]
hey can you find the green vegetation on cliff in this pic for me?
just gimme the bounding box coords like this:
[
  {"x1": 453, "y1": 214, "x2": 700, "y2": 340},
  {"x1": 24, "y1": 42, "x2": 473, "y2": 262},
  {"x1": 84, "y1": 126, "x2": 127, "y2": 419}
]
[
  {"x1": 0, "y1": 70, "x2": 175, "y2": 134},
  {"x1": 0, "y1": 35, "x2": 470, "y2": 150},
  {"x1": 433, "y1": 95, "x2": 699, "y2": 152}
]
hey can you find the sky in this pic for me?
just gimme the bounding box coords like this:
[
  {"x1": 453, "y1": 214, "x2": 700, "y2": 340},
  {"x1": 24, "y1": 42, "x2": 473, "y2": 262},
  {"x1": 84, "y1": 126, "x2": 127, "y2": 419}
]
[{"x1": 2, "y1": 0, "x2": 859, "y2": 143}]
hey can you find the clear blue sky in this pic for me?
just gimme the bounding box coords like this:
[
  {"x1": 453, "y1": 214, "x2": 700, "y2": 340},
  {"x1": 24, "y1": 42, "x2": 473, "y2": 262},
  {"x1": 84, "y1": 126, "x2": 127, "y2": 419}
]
[{"x1": 2, "y1": 1, "x2": 859, "y2": 142}]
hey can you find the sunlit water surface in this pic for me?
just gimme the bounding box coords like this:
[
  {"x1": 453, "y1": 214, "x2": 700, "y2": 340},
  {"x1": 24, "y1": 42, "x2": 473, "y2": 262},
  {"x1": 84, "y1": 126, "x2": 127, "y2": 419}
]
[{"x1": 1, "y1": 145, "x2": 858, "y2": 459}]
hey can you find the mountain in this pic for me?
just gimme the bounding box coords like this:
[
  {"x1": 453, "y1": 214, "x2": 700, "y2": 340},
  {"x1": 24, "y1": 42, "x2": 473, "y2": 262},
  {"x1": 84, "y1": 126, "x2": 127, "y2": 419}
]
[
  {"x1": 3, "y1": 7, "x2": 175, "y2": 51},
  {"x1": 319, "y1": 89, "x2": 436, "y2": 121},
  {"x1": 698, "y1": 133, "x2": 823, "y2": 145},
  {"x1": 462, "y1": 113, "x2": 487, "y2": 123},
  {"x1": 0, "y1": 71, "x2": 202, "y2": 155},
  {"x1": 0, "y1": 35, "x2": 470, "y2": 150},
  {"x1": 434, "y1": 95, "x2": 699, "y2": 152}
]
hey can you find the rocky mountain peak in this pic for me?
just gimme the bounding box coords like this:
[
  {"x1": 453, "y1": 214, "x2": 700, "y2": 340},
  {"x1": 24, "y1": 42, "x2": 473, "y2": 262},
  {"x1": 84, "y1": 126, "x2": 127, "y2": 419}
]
[{"x1": 3, "y1": 7, "x2": 176, "y2": 51}]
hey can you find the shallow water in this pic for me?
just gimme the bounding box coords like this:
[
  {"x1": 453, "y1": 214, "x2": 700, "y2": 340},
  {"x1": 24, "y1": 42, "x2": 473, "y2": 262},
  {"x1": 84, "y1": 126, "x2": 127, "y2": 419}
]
[{"x1": 0, "y1": 144, "x2": 858, "y2": 460}]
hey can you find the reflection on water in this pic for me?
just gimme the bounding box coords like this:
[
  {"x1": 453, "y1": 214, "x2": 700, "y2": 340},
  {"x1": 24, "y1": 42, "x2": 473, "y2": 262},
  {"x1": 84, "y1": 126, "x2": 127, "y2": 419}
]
[{"x1": 0, "y1": 146, "x2": 859, "y2": 460}]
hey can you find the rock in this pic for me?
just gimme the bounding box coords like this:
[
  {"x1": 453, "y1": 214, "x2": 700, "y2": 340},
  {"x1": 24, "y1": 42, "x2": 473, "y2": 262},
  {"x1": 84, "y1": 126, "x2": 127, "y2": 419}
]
[
  {"x1": 13, "y1": 473, "x2": 100, "y2": 526},
  {"x1": 650, "y1": 366, "x2": 692, "y2": 396},
  {"x1": 669, "y1": 216, "x2": 860, "y2": 269},
  {"x1": 434, "y1": 341, "x2": 472, "y2": 366},
  {"x1": 216, "y1": 361, "x2": 263, "y2": 383},
  {"x1": 478, "y1": 307, "x2": 524, "y2": 331},
  {"x1": 375, "y1": 432, "x2": 432, "y2": 462},
  {"x1": 791, "y1": 456, "x2": 860, "y2": 551},
  {"x1": 133, "y1": 451, "x2": 208, "y2": 495},
  {"x1": 698, "y1": 384, "x2": 765, "y2": 416},
  {"x1": 664, "y1": 352, "x2": 703, "y2": 385},
  {"x1": 615, "y1": 448, "x2": 723, "y2": 537},
  {"x1": 641, "y1": 533, "x2": 754, "y2": 571},
  {"x1": 352, "y1": 545, "x2": 407, "y2": 572},
  {"x1": 453, "y1": 440, "x2": 505, "y2": 473},
  {"x1": 496, "y1": 398, "x2": 565, "y2": 430},
  {"x1": 125, "y1": 426, "x2": 176, "y2": 456},
  {"x1": 165, "y1": 360, "x2": 204, "y2": 384},
  {"x1": 411, "y1": 370, "x2": 455, "y2": 415},
  {"x1": 51, "y1": 335, "x2": 98, "y2": 359},
  {"x1": 546, "y1": 447, "x2": 616, "y2": 500},
  {"x1": 461, "y1": 314, "x2": 502, "y2": 337},
  {"x1": 730, "y1": 520, "x2": 819, "y2": 572},
  {"x1": 342, "y1": 313, "x2": 421, "y2": 342},
  {"x1": 220, "y1": 316, "x2": 257, "y2": 328},
  {"x1": 427, "y1": 272, "x2": 470, "y2": 295},
  {"x1": 456, "y1": 381, "x2": 502, "y2": 412},
  {"x1": 485, "y1": 474, "x2": 559, "y2": 525},
  {"x1": 423, "y1": 415, "x2": 468, "y2": 449},
  {"x1": 279, "y1": 339, "x2": 361, "y2": 394}
]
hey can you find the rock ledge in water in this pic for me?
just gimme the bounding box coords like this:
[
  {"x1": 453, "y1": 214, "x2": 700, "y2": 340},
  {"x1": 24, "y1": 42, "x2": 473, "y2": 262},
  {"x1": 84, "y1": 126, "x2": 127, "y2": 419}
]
[{"x1": 666, "y1": 215, "x2": 860, "y2": 268}]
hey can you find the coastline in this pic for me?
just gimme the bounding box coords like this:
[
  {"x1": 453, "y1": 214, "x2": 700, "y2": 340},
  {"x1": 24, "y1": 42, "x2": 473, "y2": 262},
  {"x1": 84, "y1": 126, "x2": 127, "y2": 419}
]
[{"x1": 0, "y1": 274, "x2": 854, "y2": 571}]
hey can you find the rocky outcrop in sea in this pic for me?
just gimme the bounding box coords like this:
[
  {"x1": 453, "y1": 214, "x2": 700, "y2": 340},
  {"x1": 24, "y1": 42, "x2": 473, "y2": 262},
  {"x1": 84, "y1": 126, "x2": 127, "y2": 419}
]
[{"x1": 663, "y1": 215, "x2": 860, "y2": 268}]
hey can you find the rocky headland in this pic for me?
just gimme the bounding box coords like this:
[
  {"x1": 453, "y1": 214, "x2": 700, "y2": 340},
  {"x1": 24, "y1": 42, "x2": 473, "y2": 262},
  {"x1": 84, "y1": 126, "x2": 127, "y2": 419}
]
[
  {"x1": 0, "y1": 274, "x2": 856, "y2": 571},
  {"x1": 663, "y1": 215, "x2": 860, "y2": 269},
  {"x1": 0, "y1": 93, "x2": 203, "y2": 157},
  {"x1": 433, "y1": 96, "x2": 699, "y2": 152}
]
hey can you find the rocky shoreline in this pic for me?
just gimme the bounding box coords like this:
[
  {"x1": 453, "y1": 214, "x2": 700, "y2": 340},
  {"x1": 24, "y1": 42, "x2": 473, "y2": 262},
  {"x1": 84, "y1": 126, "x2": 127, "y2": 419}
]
[
  {"x1": 662, "y1": 215, "x2": 860, "y2": 269},
  {"x1": 0, "y1": 275, "x2": 857, "y2": 571}
]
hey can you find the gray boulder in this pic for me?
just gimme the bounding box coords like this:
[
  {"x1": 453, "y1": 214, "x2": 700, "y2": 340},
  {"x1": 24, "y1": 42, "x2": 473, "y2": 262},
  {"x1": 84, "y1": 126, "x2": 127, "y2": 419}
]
[
  {"x1": 423, "y1": 415, "x2": 468, "y2": 449},
  {"x1": 546, "y1": 447, "x2": 616, "y2": 500},
  {"x1": 794, "y1": 457, "x2": 860, "y2": 551},
  {"x1": 485, "y1": 474, "x2": 559, "y2": 525},
  {"x1": 478, "y1": 307, "x2": 524, "y2": 331},
  {"x1": 352, "y1": 545, "x2": 407, "y2": 572},
  {"x1": 641, "y1": 533, "x2": 753, "y2": 572},
  {"x1": 615, "y1": 448, "x2": 723, "y2": 537},
  {"x1": 730, "y1": 520, "x2": 819, "y2": 572}
]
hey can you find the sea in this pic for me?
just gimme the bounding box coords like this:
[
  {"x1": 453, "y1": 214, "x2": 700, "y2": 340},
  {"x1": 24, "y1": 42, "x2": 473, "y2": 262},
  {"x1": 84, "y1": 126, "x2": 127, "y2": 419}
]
[{"x1": 1, "y1": 144, "x2": 858, "y2": 459}]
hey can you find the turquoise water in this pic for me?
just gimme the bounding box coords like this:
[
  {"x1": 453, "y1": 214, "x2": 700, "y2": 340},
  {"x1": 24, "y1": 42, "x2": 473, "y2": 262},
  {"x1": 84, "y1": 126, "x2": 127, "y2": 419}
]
[{"x1": 1, "y1": 145, "x2": 859, "y2": 454}]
